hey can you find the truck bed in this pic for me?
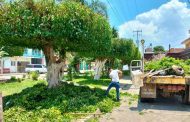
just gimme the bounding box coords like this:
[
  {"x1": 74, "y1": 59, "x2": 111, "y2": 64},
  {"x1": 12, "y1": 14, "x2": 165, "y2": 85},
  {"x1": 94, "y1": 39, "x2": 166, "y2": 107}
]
[{"x1": 143, "y1": 76, "x2": 190, "y2": 85}]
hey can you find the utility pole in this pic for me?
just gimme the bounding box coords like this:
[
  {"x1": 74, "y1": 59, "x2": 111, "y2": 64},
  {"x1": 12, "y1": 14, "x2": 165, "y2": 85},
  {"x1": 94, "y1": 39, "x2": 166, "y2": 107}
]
[
  {"x1": 133, "y1": 30, "x2": 142, "y2": 48},
  {"x1": 141, "y1": 39, "x2": 145, "y2": 73}
]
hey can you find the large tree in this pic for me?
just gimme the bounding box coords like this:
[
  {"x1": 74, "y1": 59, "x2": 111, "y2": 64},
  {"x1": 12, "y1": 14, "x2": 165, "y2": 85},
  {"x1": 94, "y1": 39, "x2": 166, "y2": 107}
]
[
  {"x1": 0, "y1": 0, "x2": 112, "y2": 87},
  {"x1": 80, "y1": 38, "x2": 140, "y2": 80}
]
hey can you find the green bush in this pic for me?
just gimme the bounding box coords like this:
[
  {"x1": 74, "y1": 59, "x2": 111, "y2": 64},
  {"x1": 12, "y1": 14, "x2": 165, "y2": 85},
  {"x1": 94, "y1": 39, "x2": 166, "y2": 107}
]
[
  {"x1": 7, "y1": 76, "x2": 21, "y2": 83},
  {"x1": 145, "y1": 57, "x2": 190, "y2": 76},
  {"x1": 3, "y1": 82, "x2": 119, "y2": 121},
  {"x1": 98, "y1": 98, "x2": 120, "y2": 113},
  {"x1": 10, "y1": 76, "x2": 17, "y2": 81},
  {"x1": 29, "y1": 71, "x2": 39, "y2": 81}
]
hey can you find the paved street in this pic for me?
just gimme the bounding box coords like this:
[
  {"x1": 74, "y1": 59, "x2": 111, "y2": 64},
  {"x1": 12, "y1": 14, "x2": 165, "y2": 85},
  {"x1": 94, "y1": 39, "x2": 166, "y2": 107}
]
[{"x1": 100, "y1": 77, "x2": 190, "y2": 122}]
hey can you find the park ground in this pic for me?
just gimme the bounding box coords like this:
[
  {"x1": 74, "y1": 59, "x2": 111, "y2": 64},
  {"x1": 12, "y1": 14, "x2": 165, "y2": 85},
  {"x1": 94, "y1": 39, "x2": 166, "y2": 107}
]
[{"x1": 1, "y1": 74, "x2": 190, "y2": 122}]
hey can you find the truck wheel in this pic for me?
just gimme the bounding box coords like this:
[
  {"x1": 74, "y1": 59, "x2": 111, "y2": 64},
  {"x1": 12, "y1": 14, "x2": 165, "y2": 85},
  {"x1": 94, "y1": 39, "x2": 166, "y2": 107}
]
[{"x1": 182, "y1": 85, "x2": 189, "y2": 104}]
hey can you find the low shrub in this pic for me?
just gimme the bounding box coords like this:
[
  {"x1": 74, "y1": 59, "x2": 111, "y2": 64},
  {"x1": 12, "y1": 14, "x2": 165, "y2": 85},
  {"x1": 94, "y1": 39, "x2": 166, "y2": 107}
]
[
  {"x1": 10, "y1": 76, "x2": 17, "y2": 81},
  {"x1": 29, "y1": 71, "x2": 39, "y2": 80},
  {"x1": 7, "y1": 76, "x2": 21, "y2": 83}
]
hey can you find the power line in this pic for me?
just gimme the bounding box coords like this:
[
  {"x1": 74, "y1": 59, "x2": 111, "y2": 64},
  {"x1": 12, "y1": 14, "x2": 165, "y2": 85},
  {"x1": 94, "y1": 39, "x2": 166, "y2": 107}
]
[
  {"x1": 134, "y1": 0, "x2": 139, "y2": 15},
  {"x1": 133, "y1": 30, "x2": 142, "y2": 48},
  {"x1": 105, "y1": 0, "x2": 125, "y2": 23}
]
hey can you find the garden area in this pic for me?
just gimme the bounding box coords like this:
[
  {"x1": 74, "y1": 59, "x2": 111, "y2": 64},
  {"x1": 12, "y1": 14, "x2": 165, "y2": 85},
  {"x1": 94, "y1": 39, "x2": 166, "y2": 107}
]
[
  {"x1": 0, "y1": 0, "x2": 141, "y2": 121},
  {"x1": 1, "y1": 77, "x2": 120, "y2": 122}
]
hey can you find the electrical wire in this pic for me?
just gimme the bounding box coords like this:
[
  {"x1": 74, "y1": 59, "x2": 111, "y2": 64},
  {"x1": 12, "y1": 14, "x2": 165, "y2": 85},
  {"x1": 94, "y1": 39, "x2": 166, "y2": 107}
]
[{"x1": 105, "y1": 0, "x2": 125, "y2": 23}]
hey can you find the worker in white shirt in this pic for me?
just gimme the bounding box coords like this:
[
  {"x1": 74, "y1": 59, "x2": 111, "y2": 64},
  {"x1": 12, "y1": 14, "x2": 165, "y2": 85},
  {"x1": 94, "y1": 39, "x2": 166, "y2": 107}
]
[{"x1": 106, "y1": 68, "x2": 122, "y2": 101}]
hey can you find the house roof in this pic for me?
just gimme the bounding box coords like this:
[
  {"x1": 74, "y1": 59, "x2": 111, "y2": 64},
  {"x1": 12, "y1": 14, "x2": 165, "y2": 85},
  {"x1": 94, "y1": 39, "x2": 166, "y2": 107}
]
[
  {"x1": 145, "y1": 48, "x2": 153, "y2": 53},
  {"x1": 167, "y1": 48, "x2": 185, "y2": 53},
  {"x1": 181, "y1": 37, "x2": 190, "y2": 44}
]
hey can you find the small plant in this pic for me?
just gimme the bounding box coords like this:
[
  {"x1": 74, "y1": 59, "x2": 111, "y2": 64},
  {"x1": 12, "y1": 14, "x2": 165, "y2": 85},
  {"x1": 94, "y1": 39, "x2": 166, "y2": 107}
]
[
  {"x1": 139, "y1": 111, "x2": 145, "y2": 115},
  {"x1": 29, "y1": 71, "x2": 39, "y2": 81},
  {"x1": 10, "y1": 76, "x2": 17, "y2": 81},
  {"x1": 7, "y1": 76, "x2": 17, "y2": 83},
  {"x1": 17, "y1": 78, "x2": 22, "y2": 83}
]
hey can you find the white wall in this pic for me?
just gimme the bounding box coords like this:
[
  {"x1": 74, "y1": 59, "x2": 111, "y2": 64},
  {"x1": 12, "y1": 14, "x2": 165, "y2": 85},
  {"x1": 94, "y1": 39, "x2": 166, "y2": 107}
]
[{"x1": 3, "y1": 58, "x2": 17, "y2": 73}]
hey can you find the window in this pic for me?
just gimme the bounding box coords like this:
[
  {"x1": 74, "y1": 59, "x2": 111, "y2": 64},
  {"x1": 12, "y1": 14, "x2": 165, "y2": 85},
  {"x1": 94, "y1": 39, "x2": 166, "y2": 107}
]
[
  {"x1": 32, "y1": 49, "x2": 41, "y2": 55},
  {"x1": 34, "y1": 65, "x2": 42, "y2": 68},
  {"x1": 11, "y1": 61, "x2": 16, "y2": 66},
  {"x1": 26, "y1": 65, "x2": 33, "y2": 68},
  {"x1": 31, "y1": 58, "x2": 42, "y2": 64}
]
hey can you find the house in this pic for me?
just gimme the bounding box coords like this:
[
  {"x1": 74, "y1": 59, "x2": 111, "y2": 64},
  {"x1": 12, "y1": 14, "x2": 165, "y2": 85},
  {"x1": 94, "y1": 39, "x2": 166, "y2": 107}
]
[
  {"x1": 166, "y1": 37, "x2": 190, "y2": 59},
  {"x1": 179, "y1": 38, "x2": 190, "y2": 59},
  {"x1": 79, "y1": 61, "x2": 95, "y2": 73},
  {"x1": 0, "y1": 49, "x2": 46, "y2": 74},
  {"x1": 144, "y1": 47, "x2": 154, "y2": 61},
  {"x1": 23, "y1": 49, "x2": 46, "y2": 65},
  {"x1": 166, "y1": 48, "x2": 185, "y2": 58}
]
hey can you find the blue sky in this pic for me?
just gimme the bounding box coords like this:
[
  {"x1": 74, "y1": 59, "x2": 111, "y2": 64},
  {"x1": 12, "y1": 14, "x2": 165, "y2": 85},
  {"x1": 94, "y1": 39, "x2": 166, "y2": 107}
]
[{"x1": 101, "y1": 0, "x2": 190, "y2": 50}]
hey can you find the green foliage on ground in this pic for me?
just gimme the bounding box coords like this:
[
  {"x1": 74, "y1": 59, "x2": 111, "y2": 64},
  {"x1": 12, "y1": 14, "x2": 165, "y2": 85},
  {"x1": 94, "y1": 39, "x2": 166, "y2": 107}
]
[
  {"x1": 145, "y1": 57, "x2": 190, "y2": 75},
  {"x1": 2, "y1": 80, "x2": 119, "y2": 121}
]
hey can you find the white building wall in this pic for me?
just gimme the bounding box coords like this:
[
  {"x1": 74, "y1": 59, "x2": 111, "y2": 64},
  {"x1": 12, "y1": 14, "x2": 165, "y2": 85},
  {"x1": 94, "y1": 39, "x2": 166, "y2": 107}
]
[{"x1": 3, "y1": 58, "x2": 17, "y2": 73}]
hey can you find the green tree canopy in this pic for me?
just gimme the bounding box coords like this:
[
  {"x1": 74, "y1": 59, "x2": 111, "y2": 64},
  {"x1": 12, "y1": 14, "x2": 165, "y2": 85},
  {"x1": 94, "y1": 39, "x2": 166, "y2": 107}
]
[
  {"x1": 1, "y1": 46, "x2": 24, "y2": 56},
  {"x1": 0, "y1": 0, "x2": 112, "y2": 87},
  {"x1": 153, "y1": 45, "x2": 165, "y2": 54},
  {"x1": 112, "y1": 27, "x2": 118, "y2": 38}
]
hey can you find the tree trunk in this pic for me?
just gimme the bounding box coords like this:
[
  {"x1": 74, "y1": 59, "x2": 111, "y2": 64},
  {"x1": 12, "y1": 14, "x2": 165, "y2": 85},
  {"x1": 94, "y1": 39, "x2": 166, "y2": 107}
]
[
  {"x1": 47, "y1": 62, "x2": 65, "y2": 88},
  {"x1": 43, "y1": 45, "x2": 65, "y2": 88},
  {"x1": 94, "y1": 59, "x2": 107, "y2": 80}
]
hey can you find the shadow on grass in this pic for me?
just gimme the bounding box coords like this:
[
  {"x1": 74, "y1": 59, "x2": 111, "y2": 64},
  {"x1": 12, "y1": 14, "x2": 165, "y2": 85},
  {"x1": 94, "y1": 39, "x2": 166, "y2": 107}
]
[{"x1": 73, "y1": 77, "x2": 110, "y2": 87}]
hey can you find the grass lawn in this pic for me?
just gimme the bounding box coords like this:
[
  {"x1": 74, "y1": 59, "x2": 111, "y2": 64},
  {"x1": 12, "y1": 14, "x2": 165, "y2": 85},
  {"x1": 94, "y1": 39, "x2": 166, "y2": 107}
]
[
  {"x1": 1, "y1": 78, "x2": 120, "y2": 122},
  {"x1": 0, "y1": 79, "x2": 46, "y2": 96},
  {"x1": 72, "y1": 76, "x2": 111, "y2": 88}
]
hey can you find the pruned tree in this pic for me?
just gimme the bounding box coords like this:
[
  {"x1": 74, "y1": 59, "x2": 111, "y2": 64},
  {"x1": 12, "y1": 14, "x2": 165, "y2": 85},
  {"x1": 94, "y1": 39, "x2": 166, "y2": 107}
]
[
  {"x1": 80, "y1": 38, "x2": 140, "y2": 80},
  {"x1": 1, "y1": 46, "x2": 24, "y2": 56},
  {"x1": 0, "y1": 0, "x2": 112, "y2": 87}
]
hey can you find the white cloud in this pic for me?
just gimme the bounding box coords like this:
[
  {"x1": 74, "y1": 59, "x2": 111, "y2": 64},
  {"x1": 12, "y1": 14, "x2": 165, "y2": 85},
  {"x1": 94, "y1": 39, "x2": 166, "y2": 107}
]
[{"x1": 118, "y1": 0, "x2": 190, "y2": 49}]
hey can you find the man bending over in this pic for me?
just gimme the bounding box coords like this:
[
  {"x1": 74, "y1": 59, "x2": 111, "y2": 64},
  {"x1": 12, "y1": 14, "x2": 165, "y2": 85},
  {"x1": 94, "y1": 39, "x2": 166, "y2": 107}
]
[{"x1": 106, "y1": 68, "x2": 122, "y2": 101}]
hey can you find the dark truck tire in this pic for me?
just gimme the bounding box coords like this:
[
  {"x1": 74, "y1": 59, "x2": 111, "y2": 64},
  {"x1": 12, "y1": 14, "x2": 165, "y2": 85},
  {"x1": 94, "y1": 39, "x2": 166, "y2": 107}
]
[{"x1": 182, "y1": 85, "x2": 189, "y2": 104}]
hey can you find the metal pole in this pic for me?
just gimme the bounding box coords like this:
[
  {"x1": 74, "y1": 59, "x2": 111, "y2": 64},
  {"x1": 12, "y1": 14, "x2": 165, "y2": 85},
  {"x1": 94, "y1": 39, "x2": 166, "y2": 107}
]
[{"x1": 141, "y1": 39, "x2": 145, "y2": 73}]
